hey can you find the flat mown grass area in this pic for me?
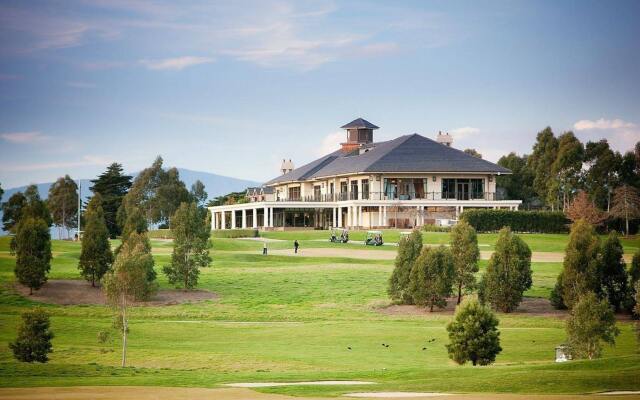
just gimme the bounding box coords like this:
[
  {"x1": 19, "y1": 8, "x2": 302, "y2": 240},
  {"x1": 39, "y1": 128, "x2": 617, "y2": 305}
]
[{"x1": 0, "y1": 232, "x2": 639, "y2": 397}]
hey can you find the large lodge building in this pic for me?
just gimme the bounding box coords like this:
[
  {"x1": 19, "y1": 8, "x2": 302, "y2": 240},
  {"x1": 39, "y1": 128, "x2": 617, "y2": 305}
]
[{"x1": 209, "y1": 118, "x2": 521, "y2": 230}]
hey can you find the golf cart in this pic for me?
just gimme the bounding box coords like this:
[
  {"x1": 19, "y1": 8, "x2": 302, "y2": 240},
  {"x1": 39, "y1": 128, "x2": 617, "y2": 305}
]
[
  {"x1": 365, "y1": 230, "x2": 384, "y2": 246},
  {"x1": 330, "y1": 228, "x2": 349, "y2": 243}
]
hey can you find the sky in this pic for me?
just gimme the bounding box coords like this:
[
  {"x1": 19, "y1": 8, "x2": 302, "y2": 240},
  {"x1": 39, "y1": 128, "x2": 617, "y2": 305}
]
[{"x1": 1, "y1": 0, "x2": 639, "y2": 189}]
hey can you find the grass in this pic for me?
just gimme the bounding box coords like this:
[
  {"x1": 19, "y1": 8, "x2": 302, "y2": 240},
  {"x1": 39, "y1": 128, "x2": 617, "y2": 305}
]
[{"x1": 0, "y1": 233, "x2": 639, "y2": 396}]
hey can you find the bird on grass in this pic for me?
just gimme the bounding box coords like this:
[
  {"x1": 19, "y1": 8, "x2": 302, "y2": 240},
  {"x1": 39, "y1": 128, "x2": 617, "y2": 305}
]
[
  {"x1": 422, "y1": 347, "x2": 427, "y2": 351},
  {"x1": 347, "y1": 346, "x2": 352, "y2": 350},
  {"x1": 381, "y1": 343, "x2": 390, "y2": 348}
]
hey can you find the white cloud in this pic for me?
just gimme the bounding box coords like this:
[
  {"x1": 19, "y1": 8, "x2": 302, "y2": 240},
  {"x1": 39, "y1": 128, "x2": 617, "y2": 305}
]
[
  {"x1": 1, "y1": 131, "x2": 48, "y2": 144},
  {"x1": 316, "y1": 131, "x2": 345, "y2": 156},
  {"x1": 450, "y1": 126, "x2": 480, "y2": 139},
  {"x1": 140, "y1": 56, "x2": 215, "y2": 70},
  {"x1": 0, "y1": 155, "x2": 113, "y2": 172},
  {"x1": 573, "y1": 118, "x2": 636, "y2": 131},
  {"x1": 573, "y1": 117, "x2": 638, "y2": 152}
]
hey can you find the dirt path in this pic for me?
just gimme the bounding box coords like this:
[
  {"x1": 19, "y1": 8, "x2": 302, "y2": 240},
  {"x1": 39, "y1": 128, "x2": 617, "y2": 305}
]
[
  {"x1": 0, "y1": 387, "x2": 637, "y2": 400},
  {"x1": 15, "y1": 280, "x2": 218, "y2": 306}
]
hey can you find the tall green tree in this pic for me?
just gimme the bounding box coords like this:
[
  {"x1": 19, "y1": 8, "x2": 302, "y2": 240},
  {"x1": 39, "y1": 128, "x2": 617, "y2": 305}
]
[
  {"x1": 408, "y1": 246, "x2": 455, "y2": 312},
  {"x1": 14, "y1": 217, "x2": 52, "y2": 294},
  {"x1": 48, "y1": 175, "x2": 78, "y2": 239},
  {"x1": 120, "y1": 156, "x2": 190, "y2": 227},
  {"x1": 629, "y1": 249, "x2": 640, "y2": 287},
  {"x1": 116, "y1": 206, "x2": 157, "y2": 294},
  {"x1": 463, "y1": 148, "x2": 482, "y2": 158},
  {"x1": 78, "y1": 194, "x2": 113, "y2": 287},
  {"x1": 559, "y1": 219, "x2": 601, "y2": 309},
  {"x1": 599, "y1": 232, "x2": 628, "y2": 311},
  {"x1": 23, "y1": 185, "x2": 53, "y2": 227},
  {"x1": 388, "y1": 229, "x2": 423, "y2": 303},
  {"x1": 497, "y1": 152, "x2": 535, "y2": 205},
  {"x1": 550, "y1": 132, "x2": 584, "y2": 210},
  {"x1": 162, "y1": 202, "x2": 211, "y2": 289},
  {"x1": 584, "y1": 140, "x2": 621, "y2": 211},
  {"x1": 479, "y1": 227, "x2": 532, "y2": 312},
  {"x1": 609, "y1": 185, "x2": 640, "y2": 236},
  {"x1": 446, "y1": 298, "x2": 501, "y2": 366},
  {"x1": 450, "y1": 220, "x2": 479, "y2": 304},
  {"x1": 190, "y1": 180, "x2": 208, "y2": 207},
  {"x1": 90, "y1": 163, "x2": 132, "y2": 238},
  {"x1": 103, "y1": 232, "x2": 157, "y2": 367},
  {"x1": 9, "y1": 309, "x2": 53, "y2": 363},
  {"x1": 527, "y1": 127, "x2": 558, "y2": 209},
  {"x1": 619, "y1": 147, "x2": 640, "y2": 189},
  {"x1": 566, "y1": 292, "x2": 619, "y2": 360},
  {"x1": 1, "y1": 191, "x2": 26, "y2": 232},
  {"x1": 0, "y1": 182, "x2": 3, "y2": 202}
]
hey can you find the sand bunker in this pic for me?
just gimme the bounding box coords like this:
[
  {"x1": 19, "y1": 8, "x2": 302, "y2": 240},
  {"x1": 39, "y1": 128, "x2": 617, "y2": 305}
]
[
  {"x1": 345, "y1": 393, "x2": 450, "y2": 398},
  {"x1": 225, "y1": 381, "x2": 376, "y2": 388},
  {"x1": 596, "y1": 392, "x2": 640, "y2": 396},
  {"x1": 15, "y1": 279, "x2": 217, "y2": 306}
]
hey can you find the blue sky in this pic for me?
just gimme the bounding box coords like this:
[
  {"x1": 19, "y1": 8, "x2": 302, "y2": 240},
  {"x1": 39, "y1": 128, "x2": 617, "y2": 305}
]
[{"x1": 1, "y1": 0, "x2": 639, "y2": 188}]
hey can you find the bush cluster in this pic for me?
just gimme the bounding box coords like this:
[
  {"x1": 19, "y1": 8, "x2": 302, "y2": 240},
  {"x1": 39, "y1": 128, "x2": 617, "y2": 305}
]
[
  {"x1": 460, "y1": 209, "x2": 569, "y2": 233},
  {"x1": 422, "y1": 224, "x2": 451, "y2": 232},
  {"x1": 211, "y1": 229, "x2": 259, "y2": 238}
]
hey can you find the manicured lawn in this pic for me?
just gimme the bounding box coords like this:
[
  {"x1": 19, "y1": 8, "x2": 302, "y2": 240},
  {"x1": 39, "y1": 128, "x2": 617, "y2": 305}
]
[{"x1": 0, "y1": 234, "x2": 638, "y2": 396}]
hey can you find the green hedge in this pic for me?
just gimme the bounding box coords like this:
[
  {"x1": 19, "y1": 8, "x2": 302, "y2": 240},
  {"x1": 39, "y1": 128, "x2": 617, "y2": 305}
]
[
  {"x1": 148, "y1": 229, "x2": 173, "y2": 239},
  {"x1": 211, "y1": 229, "x2": 259, "y2": 238},
  {"x1": 422, "y1": 224, "x2": 451, "y2": 232},
  {"x1": 460, "y1": 210, "x2": 569, "y2": 233}
]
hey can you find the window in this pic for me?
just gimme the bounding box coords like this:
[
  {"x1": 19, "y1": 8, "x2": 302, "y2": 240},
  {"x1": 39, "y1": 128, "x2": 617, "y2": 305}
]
[
  {"x1": 340, "y1": 181, "x2": 348, "y2": 201},
  {"x1": 441, "y1": 178, "x2": 485, "y2": 200},
  {"x1": 361, "y1": 179, "x2": 369, "y2": 199},
  {"x1": 288, "y1": 186, "x2": 301, "y2": 200},
  {"x1": 350, "y1": 180, "x2": 359, "y2": 200},
  {"x1": 442, "y1": 179, "x2": 456, "y2": 199},
  {"x1": 313, "y1": 185, "x2": 321, "y2": 200}
]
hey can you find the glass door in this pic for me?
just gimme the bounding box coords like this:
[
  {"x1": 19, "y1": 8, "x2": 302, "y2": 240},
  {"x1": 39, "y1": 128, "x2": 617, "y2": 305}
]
[{"x1": 456, "y1": 181, "x2": 469, "y2": 200}]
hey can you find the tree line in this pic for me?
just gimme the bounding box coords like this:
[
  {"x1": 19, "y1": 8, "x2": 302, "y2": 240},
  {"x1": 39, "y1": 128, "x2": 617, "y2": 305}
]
[
  {"x1": 2, "y1": 156, "x2": 212, "y2": 365},
  {"x1": 496, "y1": 129, "x2": 639, "y2": 217}
]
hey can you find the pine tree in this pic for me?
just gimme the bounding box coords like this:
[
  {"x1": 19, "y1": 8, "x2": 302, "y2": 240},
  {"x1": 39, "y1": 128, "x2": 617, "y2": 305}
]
[
  {"x1": 388, "y1": 229, "x2": 422, "y2": 303},
  {"x1": 446, "y1": 298, "x2": 501, "y2": 366},
  {"x1": 47, "y1": 175, "x2": 78, "y2": 239},
  {"x1": 14, "y1": 217, "x2": 52, "y2": 294},
  {"x1": 408, "y1": 246, "x2": 454, "y2": 312},
  {"x1": 450, "y1": 220, "x2": 479, "y2": 304},
  {"x1": 479, "y1": 227, "x2": 532, "y2": 312},
  {"x1": 527, "y1": 127, "x2": 559, "y2": 209},
  {"x1": 162, "y1": 202, "x2": 211, "y2": 289},
  {"x1": 599, "y1": 232, "x2": 628, "y2": 311},
  {"x1": 9, "y1": 308, "x2": 53, "y2": 363},
  {"x1": 1, "y1": 191, "x2": 26, "y2": 232},
  {"x1": 190, "y1": 180, "x2": 208, "y2": 207},
  {"x1": 629, "y1": 250, "x2": 640, "y2": 287},
  {"x1": 559, "y1": 219, "x2": 600, "y2": 309},
  {"x1": 566, "y1": 292, "x2": 619, "y2": 360},
  {"x1": 78, "y1": 194, "x2": 113, "y2": 287},
  {"x1": 90, "y1": 163, "x2": 132, "y2": 238}
]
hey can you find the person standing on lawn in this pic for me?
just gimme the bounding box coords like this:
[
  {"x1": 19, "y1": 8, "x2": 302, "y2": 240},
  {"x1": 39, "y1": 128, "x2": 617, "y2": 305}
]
[{"x1": 294, "y1": 240, "x2": 299, "y2": 254}]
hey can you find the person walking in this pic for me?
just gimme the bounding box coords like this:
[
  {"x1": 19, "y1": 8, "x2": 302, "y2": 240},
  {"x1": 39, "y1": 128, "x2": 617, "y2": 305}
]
[
  {"x1": 263, "y1": 241, "x2": 268, "y2": 255},
  {"x1": 294, "y1": 240, "x2": 299, "y2": 254}
]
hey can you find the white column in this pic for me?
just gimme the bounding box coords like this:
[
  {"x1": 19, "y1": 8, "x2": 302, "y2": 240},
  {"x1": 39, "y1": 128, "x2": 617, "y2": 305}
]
[
  {"x1": 378, "y1": 206, "x2": 382, "y2": 227},
  {"x1": 252, "y1": 208, "x2": 258, "y2": 228},
  {"x1": 358, "y1": 206, "x2": 362, "y2": 227},
  {"x1": 221, "y1": 211, "x2": 227, "y2": 230},
  {"x1": 332, "y1": 208, "x2": 337, "y2": 228},
  {"x1": 263, "y1": 206, "x2": 268, "y2": 228},
  {"x1": 241, "y1": 209, "x2": 247, "y2": 229},
  {"x1": 211, "y1": 211, "x2": 216, "y2": 231},
  {"x1": 269, "y1": 207, "x2": 274, "y2": 228},
  {"x1": 337, "y1": 207, "x2": 342, "y2": 227},
  {"x1": 347, "y1": 206, "x2": 352, "y2": 228},
  {"x1": 382, "y1": 206, "x2": 387, "y2": 227},
  {"x1": 231, "y1": 210, "x2": 237, "y2": 229}
]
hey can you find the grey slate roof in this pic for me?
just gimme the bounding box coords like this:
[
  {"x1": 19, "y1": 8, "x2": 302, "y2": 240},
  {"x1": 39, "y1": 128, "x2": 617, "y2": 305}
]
[
  {"x1": 340, "y1": 118, "x2": 379, "y2": 130},
  {"x1": 265, "y1": 133, "x2": 511, "y2": 185}
]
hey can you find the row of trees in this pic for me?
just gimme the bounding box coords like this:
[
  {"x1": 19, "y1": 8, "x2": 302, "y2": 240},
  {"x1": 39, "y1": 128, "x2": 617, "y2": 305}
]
[
  {"x1": 389, "y1": 222, "x2": 533, "y2": 313},
  {"x1": 497, "y1": 130, "x2": 639, "y2": 213}
]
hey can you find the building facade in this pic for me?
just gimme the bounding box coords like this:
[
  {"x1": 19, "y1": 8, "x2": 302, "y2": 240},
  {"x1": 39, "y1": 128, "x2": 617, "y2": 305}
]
[{"x1": 209, "y1": 118, "x2": 521, "y2": 230}]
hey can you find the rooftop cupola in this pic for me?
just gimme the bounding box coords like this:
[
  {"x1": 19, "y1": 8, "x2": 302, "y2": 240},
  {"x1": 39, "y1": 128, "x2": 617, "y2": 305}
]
[{"x1": 339, "y1": 118, "x2": 379, "y2": 152}]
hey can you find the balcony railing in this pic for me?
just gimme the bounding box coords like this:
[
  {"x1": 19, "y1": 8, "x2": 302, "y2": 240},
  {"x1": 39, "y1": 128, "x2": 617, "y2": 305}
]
[{"x1": 274, "y1": 191, "x2": 507, "y2": 202}]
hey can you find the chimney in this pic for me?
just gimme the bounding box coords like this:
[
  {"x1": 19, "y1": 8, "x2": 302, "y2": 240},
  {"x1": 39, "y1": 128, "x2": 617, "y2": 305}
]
[
  {"x1": 436, "y1": 131, "x2": 453, "y2": 147},
  {"x1": 280, "y1": 159, "x2": 294, "y2": 175}
]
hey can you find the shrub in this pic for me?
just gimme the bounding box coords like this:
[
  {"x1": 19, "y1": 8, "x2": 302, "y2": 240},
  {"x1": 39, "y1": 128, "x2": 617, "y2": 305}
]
[
  {"x1": 460, "y1": 209, "x2": 569, "y2": 233},
  {"x1": 388, "y1": 229, "x2": 422, "y2": 303},
  {"x1": 211, "y1": 229, "x2": 259, "y2": 239},
  {"x1": 479, "y1": 227, "x2": 532, "y2": 312},
  {"x1": 446, "y1": 298, "x2": 501, "y2": 366},
  {"x1": 566, "y1": 292, "x2": 619, "y2": 359},
  {"x1": 408, "y1": 246, "x2": 455, "y2": 311},
  {"x1": 422, "y1": 224, "x2": 451, "y2": 232},
  {"x1": 450, "y1": 220, "x2": 480, "y2": 305},
  {"x1": 560, "y1": 219, "x2": 600, "y2": 309},
  {"x1": 599, "y1": 232, "x2": 628, "y2": 311},
  {"x1": 10, "y1": 308, "x2": 53, "y2": 363}
]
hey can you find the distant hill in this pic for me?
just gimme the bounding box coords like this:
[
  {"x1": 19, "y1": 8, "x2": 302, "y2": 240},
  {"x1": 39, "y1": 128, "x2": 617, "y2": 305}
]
[{"x1": 0, "y1": 168, "x2": 261, "y2": 236}]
